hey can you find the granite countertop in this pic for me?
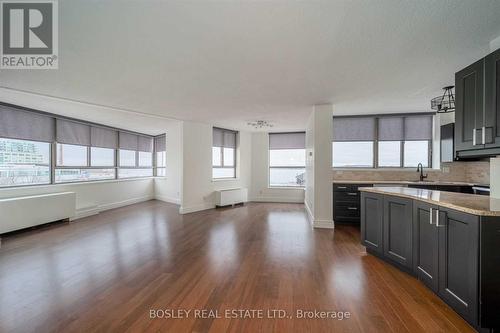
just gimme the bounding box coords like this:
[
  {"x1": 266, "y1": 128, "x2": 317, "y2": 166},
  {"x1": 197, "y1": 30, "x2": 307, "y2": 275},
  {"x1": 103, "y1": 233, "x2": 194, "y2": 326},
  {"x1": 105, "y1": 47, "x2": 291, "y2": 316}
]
[
  {"x1": 359, "y1": 186, "x2": 500, "y2": 216},
  {"x1": 333, "y1": 180, "x2": 489, "y2": 187}
]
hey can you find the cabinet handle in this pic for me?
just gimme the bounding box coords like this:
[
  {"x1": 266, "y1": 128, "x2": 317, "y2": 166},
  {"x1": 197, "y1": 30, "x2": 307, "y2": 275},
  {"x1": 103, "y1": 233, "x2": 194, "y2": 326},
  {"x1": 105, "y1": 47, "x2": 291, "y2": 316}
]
[
  {"x1": 337, "y1": 186, "x2": 347, "y2": 189},
  {"x1": 482, "y1": 126, "x2": 486, "y2": 145},
  {"x1": 435, "y1": 209, "x2": 443, "y2": 227},
  {"x1": 347, "y1": 207, "x2": 358, "y2": 210},
  {"x1": 429, "y1": 208, "x2": 434, "y2": 225},
  {"x1": 347, "y1": 192, "x2": 358, "y2": 196},
  {"x1": 473, "y1": 128, "x2": 477, "y2": 146}
]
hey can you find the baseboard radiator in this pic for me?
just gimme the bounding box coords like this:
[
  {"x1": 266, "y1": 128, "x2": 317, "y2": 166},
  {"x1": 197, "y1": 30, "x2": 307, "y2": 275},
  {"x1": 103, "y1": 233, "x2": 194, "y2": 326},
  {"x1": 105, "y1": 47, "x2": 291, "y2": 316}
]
[
  {"x1": 0, "y1": 192, "x2": 76, "y2": 235},
  {"x1": 215, "y1": 188, "x2": 248, "y2": 207}
]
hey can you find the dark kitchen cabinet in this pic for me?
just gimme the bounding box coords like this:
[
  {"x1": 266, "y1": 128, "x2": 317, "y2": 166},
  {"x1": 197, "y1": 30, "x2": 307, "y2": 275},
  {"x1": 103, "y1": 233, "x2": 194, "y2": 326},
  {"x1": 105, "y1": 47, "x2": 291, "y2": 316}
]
[
  {"x1": 333, "y1": 184, "x2": 372, "y2": 224},
  {"x1": 455, "y1": 58, "x2": 484, "y2": 152},
  {"x1": 438, "y1": 207, "x2": 479, "y2": 325},
  {"x1": 485, "y1": 48, "x2": 500, "y2": 149},
  {"x1": 360, "y1": 192, "x2": 383, "y2": 254},
  {"x1": 455, "y1": 47, "x2": 500, "y2": 158},
  {"x1": 412, "y1": 201, "x2": 439, "y2": 292},
  {"x1": 383, "y1": 196, "x2": 413, "y2": 269}
]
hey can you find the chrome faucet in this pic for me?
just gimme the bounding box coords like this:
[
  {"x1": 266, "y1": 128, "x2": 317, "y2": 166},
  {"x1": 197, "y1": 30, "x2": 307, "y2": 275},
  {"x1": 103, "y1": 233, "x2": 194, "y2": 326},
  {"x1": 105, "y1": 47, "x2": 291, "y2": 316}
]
[{"x1": 417, "y1": 163, "x2": 428, "y2": 182}]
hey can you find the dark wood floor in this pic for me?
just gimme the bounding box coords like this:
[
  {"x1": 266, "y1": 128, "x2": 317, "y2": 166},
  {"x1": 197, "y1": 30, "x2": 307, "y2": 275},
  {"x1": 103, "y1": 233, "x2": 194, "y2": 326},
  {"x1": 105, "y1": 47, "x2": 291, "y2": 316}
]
[{"x1": 0, "y1": 201, "x2": 474, "y2": 333}]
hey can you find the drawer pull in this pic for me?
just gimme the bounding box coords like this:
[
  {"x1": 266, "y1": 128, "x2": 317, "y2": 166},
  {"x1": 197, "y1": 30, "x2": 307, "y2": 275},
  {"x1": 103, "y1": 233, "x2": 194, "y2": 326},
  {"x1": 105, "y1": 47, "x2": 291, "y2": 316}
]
[
  {"x1": 347, "y1": 192, "x2": 358, "y2": 196},
  {"x1": 337, "y1": 186, "x2": 347, "y2": 189},
  {"x1": 347, "y1": 207, "x2": 358, "y2": 210}
]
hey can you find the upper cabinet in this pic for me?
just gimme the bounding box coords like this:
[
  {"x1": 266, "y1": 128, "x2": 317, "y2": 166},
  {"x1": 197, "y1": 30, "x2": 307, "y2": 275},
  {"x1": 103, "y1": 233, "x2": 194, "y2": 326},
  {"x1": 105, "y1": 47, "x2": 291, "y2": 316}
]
[{"x1": 455, "y1": 48, "x2": 500, "y2": 158}]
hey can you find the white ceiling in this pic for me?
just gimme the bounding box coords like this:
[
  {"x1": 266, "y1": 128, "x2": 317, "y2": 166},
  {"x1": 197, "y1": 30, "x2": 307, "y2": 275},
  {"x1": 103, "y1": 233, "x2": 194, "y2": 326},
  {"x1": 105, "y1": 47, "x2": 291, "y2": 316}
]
[{"x1": 1, "y1": 0, "x2": 500, "y2": 134}]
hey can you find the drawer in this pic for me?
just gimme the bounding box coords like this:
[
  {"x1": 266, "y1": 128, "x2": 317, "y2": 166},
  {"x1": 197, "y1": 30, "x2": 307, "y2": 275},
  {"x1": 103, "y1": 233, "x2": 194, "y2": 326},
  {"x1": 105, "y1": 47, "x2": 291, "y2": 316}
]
[
  {"x1": 335, "y1": 191, "x2": 360, "y2": 202},
  {"x1": 334, "y1": 202, "x2": 360, "y2": 218},
  {"x1": 334, "y1": 184, "x2": 372, "y2": 192}
]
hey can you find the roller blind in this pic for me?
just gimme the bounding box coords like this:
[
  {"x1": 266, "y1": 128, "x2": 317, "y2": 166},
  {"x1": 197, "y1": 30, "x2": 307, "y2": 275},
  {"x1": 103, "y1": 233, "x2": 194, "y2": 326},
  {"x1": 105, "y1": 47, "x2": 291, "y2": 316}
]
[
  {"x1": 56, "y1": 119, "x2": 91, "y2": 146},
  {"x1": 119, "y1": 132, "x2": 138, "y2": 150},
  {"x1": 155, "y1": 135, "x2": 166, "y2": 152},
  {"x1": 405, "y1": 115, "x2": 433, "y2": 140},
  {"x1": 91, "y1": 126, "x2": 118, "y2": 149},
  {"x1": 269, "y1": 132, "x2": 305, "y2": 149},
  {"x1": 0, "y1": 105, "x2": 55, "y2": 142},
  {"x1": 213, "y1": 128, "x2": 237, "y2": 148},
  {"x1": 332, "y1": 117, "x2": 376, "y2": 141},
  {"x1": 138, "y1": 135, "x2": 153, "y2": 152},
  {"x1": 378, "y1": 117, "x2": 404, "y2": 141}
]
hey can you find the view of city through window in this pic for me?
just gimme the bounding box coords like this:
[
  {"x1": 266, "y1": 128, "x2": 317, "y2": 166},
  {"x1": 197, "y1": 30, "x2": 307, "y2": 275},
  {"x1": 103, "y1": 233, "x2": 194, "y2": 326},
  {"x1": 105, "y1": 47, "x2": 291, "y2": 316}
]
[{"x1": 0, "y1": 138, "x2": 51, "y2": 186}]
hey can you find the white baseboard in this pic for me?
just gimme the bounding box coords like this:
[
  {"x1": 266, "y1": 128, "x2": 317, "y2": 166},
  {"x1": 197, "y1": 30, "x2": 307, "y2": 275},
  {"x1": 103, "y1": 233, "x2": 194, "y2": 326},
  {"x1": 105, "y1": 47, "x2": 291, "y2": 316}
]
[
  {"x1": 304, "y1": 200, "x2": 334, "y2": 229},
  {"x1": 250, "y1": 196, "x2": 304, "y2": 203},
  {"x1": 73, "y1": 195, "x2": 154, "y2": 220},
  {"x1": 155, "y1": 195, "x2": 181, "y2": 205},
  {"x1": 179, "y1": 202, "x2": 215, "y2": 214}
]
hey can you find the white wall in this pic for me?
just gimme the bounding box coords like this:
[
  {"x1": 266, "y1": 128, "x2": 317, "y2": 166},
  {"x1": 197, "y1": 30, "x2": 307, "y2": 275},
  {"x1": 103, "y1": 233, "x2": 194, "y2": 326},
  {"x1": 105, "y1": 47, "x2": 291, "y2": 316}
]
[
  {"x1": 305, "y1": 104, "x2": 333, "y2": 228},
  {"x1": 154, "y1": 121, "x2": 182, "y2": 204},
  {"x1": 249, "y1": 132, "x2": 305, "y2": 203},
  {"x1": 491, "y1": 157, "x2": 500, "y2": 199},
  {"x1": 179, "y1": 120, "x2": 252, "y2": 214},
  {"x1": 0, "y1": 178, "x2": 155, "y2": 220}
]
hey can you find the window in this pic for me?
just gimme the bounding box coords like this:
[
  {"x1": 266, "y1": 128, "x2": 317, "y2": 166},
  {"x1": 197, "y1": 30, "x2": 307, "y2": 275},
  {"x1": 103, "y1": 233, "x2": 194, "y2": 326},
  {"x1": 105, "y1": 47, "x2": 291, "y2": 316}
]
[
  {"x1": 155, "y1": 135, "x2": 166, "y2": 177},
  {"x1": 332, "y1": 115, "x2": 433, "y2": 168},
  {"x1": 0, "y1": 104, "x2": 158, "y2": 186},
  {"x1": 269, "y1": 132, "x2": 305, "y2": 187},
  {"x1": 0, "y1": 138, "x2": 51, "y2": 187},
  {"x1": 91, "y1": 147, "x2": 114, "y2": 166},
  {"x1": 118, "y1": 133, "x2": 154, "y2": 179},
  {"x1": 212, "y1": 128, "x2": 237, "y2": 179}
]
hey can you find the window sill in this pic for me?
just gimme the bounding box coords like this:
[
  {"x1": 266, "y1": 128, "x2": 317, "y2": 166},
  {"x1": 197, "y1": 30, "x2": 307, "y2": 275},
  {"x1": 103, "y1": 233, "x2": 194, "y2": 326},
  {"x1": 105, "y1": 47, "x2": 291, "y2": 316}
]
[
  {"x1": 212, "y1": 178, "x2": 239, "y2": 182},
  {"x1": 268, "y1": 186, "x2": 305, "y2": 190}
]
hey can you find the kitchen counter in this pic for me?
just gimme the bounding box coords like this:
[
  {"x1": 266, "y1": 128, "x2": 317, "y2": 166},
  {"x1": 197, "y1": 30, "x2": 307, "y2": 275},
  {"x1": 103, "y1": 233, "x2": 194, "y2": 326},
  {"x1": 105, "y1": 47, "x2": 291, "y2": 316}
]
[
  {"x1": 333, "y1": 180, "x2": 488, "y2": 186},
  {"x1": 360, "y1": 186, "x2": 500, "y2": 216}
]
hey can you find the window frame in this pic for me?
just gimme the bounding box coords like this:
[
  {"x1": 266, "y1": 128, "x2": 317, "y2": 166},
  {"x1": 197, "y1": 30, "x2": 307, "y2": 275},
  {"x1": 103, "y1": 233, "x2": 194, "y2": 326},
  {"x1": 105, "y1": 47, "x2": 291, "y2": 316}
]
[
  {"x1": 332, "y1": 115, "x2": 433, "y2": 169},
  {"x1": 212, "y1": 128, "x2": 237, "y2": 180},
  {"x1": 118, "y1": 149, "x2": 154, "y2": 179}
]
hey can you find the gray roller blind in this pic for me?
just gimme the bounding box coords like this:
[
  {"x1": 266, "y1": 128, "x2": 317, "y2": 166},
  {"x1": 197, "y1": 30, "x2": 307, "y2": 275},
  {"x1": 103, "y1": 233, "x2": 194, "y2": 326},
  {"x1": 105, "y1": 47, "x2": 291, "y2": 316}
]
[
  {"x1": 56, "y1": 119, "x2": 91, "y2": 146},
  {"x1": 0, "y1": 105, "x2": 55, "y2": 142},
  {"x1": 378, "y1": 117, "x2": 404, "y2": 141},
  {"x1": 405, "y1": 115, "x2": 433, "y2": 140},
  {"x1": 119, "y1": 132, "x2": 138, "y2": 150},
  {"x1": 269, "y1": 132, "x2": 305, "y2": 149},
  {"x1": 332, "y1": 117, "x2": 375, "y2": 141},
  {"x1": 213, "y1": 127, "x2": 237, "y2": 148},
  {"x1": 91, "y1": 126, "x2": 118, "y2": 149},
  {"x1": 138, "y1": 136, "x2": 153, "y2": 152},
  {"x1": 155, "y1": 135, "x2": 166, "y2": 152}
]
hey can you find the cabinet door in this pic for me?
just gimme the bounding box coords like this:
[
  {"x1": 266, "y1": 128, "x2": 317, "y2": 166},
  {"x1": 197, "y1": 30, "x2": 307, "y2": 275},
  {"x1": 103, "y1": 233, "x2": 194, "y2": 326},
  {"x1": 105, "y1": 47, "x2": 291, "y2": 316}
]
[
  {"x1": 383, "y1": 196, "x2": 413, "y2": 268},
  {"x1": 455, "y1": 59, "x2": 484, "y2": 151},
  {"x1": 360, "y1": 192, "x2": 383, "y2": 254},
  {"x1": 485, "y1": 48, "x2": 500, "y2": 148},
  {"x1": 412, "y1": 201, "x2": 439, "y2": 292},
  {"x1": 438, "y1": 208, "x2": 479, "y2": 325}
]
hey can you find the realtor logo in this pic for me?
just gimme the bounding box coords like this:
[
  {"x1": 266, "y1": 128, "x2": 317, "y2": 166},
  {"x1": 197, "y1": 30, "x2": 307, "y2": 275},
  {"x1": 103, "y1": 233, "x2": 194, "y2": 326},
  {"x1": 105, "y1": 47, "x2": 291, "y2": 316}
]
[{"x1": 1, "y1": 0, "x2": 58, "y2": 69}]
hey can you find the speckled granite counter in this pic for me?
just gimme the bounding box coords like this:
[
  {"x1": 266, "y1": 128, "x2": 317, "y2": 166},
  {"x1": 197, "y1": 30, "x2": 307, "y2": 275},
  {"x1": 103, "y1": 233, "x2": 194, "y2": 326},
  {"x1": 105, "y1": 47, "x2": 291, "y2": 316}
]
[{"x1": 360, "y1": 186, "x2": 500, "y2": 216}]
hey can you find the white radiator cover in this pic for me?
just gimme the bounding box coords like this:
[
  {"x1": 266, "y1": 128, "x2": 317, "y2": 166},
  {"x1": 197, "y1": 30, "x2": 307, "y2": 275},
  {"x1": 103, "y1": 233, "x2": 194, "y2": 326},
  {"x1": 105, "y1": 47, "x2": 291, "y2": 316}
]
[
  {"x1": 215, "y1": 188, "x2": 248, "y2": 206},
  {"x1": 0, "y1": 192, "x2": 76, "y2": 234}
]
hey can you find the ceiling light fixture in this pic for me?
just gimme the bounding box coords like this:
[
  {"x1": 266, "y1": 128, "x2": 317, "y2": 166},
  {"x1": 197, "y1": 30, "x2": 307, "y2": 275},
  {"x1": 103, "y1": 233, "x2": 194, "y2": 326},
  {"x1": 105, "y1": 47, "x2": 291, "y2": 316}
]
[
  {"x1": 431, "y1": 86, "x2": 455, "y2": 113},
  {"x1": 247, "y1": 120, "x2": 274, "y2": 129}
]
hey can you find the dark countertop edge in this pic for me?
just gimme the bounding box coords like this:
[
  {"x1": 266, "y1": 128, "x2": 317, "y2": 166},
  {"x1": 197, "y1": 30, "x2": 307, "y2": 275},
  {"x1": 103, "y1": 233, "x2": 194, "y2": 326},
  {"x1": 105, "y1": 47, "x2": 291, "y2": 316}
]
[{"x1": 332, "y1": 180, "x2": 489, "y2": 187}]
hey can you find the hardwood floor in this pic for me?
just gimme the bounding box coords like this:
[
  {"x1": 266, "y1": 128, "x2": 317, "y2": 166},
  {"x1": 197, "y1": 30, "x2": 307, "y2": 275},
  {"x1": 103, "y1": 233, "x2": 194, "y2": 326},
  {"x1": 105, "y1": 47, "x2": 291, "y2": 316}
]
[{"x1": 0, "y1": 201, "x2": 474, "y2": 333}]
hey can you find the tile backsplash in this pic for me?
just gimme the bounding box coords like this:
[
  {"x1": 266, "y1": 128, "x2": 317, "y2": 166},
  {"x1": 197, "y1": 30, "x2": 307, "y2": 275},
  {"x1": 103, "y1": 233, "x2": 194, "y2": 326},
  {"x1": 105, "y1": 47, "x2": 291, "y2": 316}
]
[{"x1": 332, "y1": 161, "x2": 490, "y2": 185}]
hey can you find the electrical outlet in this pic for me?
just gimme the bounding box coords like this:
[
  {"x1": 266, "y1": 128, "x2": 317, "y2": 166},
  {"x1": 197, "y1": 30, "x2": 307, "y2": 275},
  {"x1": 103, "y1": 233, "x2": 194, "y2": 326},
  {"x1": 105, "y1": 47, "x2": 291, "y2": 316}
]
[{"x1": 442, "y1": 166, "x2": 450, "y2": 173}]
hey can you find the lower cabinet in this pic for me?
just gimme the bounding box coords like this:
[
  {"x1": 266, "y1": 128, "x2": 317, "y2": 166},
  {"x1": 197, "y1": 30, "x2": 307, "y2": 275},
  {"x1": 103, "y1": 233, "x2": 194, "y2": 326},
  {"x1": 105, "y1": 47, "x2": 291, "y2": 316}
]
[
  {"x1": 383, "y1": 196, "x2": 413, "y2": 269},
  {"x1": 360, "y1": 192, "x2": 383, "y2": 254},
  {"x1": 361, "y1": 192, "x2": 493, "y2": 330},
  {"x1": 413, "y1": 201, "x2": 439, "y2": 292},
  {"x1": 438, "y1": 207, "x2": 479, "y2": 325}
]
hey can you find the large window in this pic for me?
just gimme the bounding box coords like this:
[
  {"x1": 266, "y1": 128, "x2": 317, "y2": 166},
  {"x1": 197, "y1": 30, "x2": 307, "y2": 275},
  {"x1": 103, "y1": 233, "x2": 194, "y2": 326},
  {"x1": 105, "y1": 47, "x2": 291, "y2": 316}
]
[
  {"x1": 212, "y1": 128, "x2": 237, "y2": 179},
  {"x1": 0, "y1": 103, "x2": 160, "y2": 187},
  {"x1": 0, "y1": 138, "x2": 51, "y2": 187},
  {"x1": 332, "y1": 115, "x2": 433, "y2": 168},
  {"x1": 269, "y1": 132, "x2": 305, "y2": 187}
]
